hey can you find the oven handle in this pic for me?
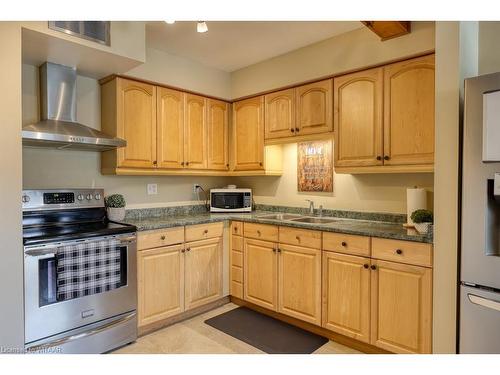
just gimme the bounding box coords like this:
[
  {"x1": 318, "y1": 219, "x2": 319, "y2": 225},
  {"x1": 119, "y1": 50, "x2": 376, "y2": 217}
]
[
  {"x1": 26, "y1": 311, "x2": 136, "y2": 352},
  {"x1": 24, "y1": 235, "x2": 136, "y2": 256}
]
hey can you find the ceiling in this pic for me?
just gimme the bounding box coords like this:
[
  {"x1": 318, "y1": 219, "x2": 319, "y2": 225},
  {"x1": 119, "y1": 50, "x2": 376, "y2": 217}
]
[{"x1": 146, "y1": 21, "x2": 363, "y2": 72}]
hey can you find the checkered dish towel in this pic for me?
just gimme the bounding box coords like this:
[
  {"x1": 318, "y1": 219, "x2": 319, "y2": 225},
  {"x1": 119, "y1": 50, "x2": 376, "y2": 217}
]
[{"x1": 56, "y1": 238, "x2": 122, "y2": 301}]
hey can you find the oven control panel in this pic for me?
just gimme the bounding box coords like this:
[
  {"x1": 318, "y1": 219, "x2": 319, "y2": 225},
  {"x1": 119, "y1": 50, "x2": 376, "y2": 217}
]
[{"x1": 22, "y1": 189, "x2": 105, "y2": 211}]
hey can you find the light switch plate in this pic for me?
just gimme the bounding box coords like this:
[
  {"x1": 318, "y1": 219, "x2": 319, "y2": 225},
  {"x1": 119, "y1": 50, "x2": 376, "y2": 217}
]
[{"x1": 147, "y1": 184, "x2": 158, "y2": 195}]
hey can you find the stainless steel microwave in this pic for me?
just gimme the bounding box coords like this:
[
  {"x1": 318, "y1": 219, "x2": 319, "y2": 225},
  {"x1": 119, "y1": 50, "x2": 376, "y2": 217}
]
[{"x1": 210, "y1": 188, "x2": 252, "y2": 212}]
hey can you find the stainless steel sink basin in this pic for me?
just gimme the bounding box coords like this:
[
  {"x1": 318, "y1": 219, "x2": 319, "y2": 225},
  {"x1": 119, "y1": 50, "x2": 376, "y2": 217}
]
[
  {"x1": 289, "y1": 217, "x2": 338, "y2": 224},
  {"x1": 257, "y1": 213, "x2": 303, "y2": 220}
]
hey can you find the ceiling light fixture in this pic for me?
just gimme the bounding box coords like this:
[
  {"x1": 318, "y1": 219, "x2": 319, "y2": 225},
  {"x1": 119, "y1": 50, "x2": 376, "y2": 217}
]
[
  {"x1": 197, "y1": 21, "x2": 208, "y2": 33},
  {"x1": 165, "y1": 20, "x2": 175, "y2": 24}
]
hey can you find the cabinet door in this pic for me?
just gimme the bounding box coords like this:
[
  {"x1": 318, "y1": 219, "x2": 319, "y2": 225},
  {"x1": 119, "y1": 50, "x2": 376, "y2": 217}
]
[
  {"x1": 322, "y1": 252, "x2": 371, "y2": 343},
  {"x1": 157, "y1": 87, "x2": 185, "y2": 169},
  {"x1": 296, "y1": 79, "x2": 333, "y2": 135},
  {"x1": 265, "y1": 88, "x2": 295, "y2": 140},
  {"x1": 137, "y1": 244, "x2": 184, "y2": 327},
  {"x1": 244, "y1": 238, "x2": 277, "y2": 310},
  {"x1": 184, "y1": 237, "x2": 222, "y2": 310},
  {"x1": 371, "y1": 259, "x2": 432, "y2": 353},
  {"x1": 184, "y1": 94, "x2": 207, "y2": 169},
  {"x1": 383, "y1": 54, "x2": 435, "y2": 165},
  {"x1": 232, "y1": 97, "x2": 265, "y2": 171},
  {"x1": 334, "y1": 68, "x2": 383, "y2": 167},
  {"x1": 116, "y1": 78, "x2": 157, "y2": 168},
  {"x1": 278, "y1": 244, "x2": 321, "y2": 325},
  {"x1": 207, "y1": 99, "x2": 229, "y2": 170}
]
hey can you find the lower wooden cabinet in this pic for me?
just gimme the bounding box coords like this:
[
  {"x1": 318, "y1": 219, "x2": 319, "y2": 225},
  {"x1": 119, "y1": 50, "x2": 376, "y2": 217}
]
[
  {"x1": 322, "y1": 251, "x2": 371, "y2": 343},
  {"x1": 278, "y1": 244, "x2": 322, "y2": 325},
  {"x1": 184, "y1": 237, "x2": 223, "y2": 310},
  {"x1": 137, "y1": 244, "x2": 185, "y2": 327},
  {"x1": 244, "y1": 238, "x2": 278, "y2": 311},
  {"x1": 370, "y1": 259, "x2": 432, "y2": 354}
]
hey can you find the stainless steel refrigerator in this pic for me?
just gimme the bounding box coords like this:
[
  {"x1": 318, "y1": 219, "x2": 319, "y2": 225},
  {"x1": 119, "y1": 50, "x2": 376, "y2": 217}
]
[{"x1": 460, "y1": 72, "x2": 500, "y2": 353}]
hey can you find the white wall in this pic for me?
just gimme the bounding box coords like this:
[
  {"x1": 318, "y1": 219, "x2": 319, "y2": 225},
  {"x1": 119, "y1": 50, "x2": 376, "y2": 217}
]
[
  {"x1": 234, "y1": 144, "x2": 433, "y2": 213},
  {"x1": 0, "y1": 22, "x2": 24, "y2": 349}
]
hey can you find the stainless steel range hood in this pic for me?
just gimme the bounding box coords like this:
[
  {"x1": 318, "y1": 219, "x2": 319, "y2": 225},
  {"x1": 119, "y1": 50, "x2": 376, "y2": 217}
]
[{"x1": 22, "y1": 62, "x2": 126, "y2": 151}]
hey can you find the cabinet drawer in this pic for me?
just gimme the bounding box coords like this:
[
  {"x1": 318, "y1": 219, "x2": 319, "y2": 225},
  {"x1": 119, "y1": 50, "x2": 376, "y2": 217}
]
[
  {"x1": 372, "y1": 238, "x2": 432, "y2": 267},
  {"x1": 231, "y1": 281, "x2": 243, "y2": 299},
  {"x1": 231, "y1": 250, "x2": 243, "y2": 267},
  {"x1": 231, "y1": 266, "x2": 243, "y2": 283},
  {"x1": 244, "y1": 222, "x2": 278, "y2": 242},
  {"x1": 185, "y1": 222, "x2": 223, "y2": 242},
  {"x1": 279, "y1": 226, "x2": 321, "y2": 249},
  {"x1": 231, "y1": 221, "x2": 243, "y2": 236},
  {"x1": 137, "y1": 227, "x2": 185, "y2": 250},
  {"x1": 323, "y1": 232, "x2": 371, "y2": 257},
  {"x1": 232, "y1": 235, "x2": 243, "y2": 251}
]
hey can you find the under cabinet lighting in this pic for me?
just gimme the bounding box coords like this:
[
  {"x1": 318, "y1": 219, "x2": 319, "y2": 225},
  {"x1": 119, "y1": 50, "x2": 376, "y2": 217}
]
[
  {"x1": 197, "y1": 21, "x2": 208, "y2": 33},
  {"x1": 165, "y1": 20, "x2": 175, "y2": 24}
]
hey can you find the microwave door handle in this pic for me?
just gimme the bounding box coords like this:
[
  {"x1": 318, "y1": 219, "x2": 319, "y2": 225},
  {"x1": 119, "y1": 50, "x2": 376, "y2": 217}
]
[
  {"x1": 468, "y1": 293, "x2": 500, "y2": 312},
  {"x1": 25, "y1": 247, "x2": 60, "y2": 257}
]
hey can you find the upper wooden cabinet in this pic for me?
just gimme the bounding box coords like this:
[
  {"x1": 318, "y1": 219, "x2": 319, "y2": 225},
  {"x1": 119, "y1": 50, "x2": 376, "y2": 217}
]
[
  {"x1": 296, "y1": 79, "x2": 333, "y2": 136},
  {"x1": 207, "y1": 99, "x2": 229, "y2": 170},
  {"x1": 102, "y1": 77, "x2": 157, "y2": 169},
  {"x1": 184, "y1": 94, "x2": 207, "y2": 169},
  {"x1": 232, "y1": 96, "x2": 265, "y2": 171},
  {"x1": 157, "y1": 87, "x2": 185, "y2": 169},
  {"x1": 334, "y1": 68, "x2": 383, "y2": 168},
  {"x1": 384, "y1": 54, "x2": 435, "y2": 166},
  {"x1": 265, "y1": 89, "x2": 296, "y2": 140},
  {"x1": 334, "y1": 54, "x2": 435, "y2": 173}
]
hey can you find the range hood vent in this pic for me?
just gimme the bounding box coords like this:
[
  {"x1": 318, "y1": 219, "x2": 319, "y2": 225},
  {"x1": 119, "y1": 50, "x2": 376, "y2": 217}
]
[{"x1": 22, "y1": 62, "x2": 126, "y2": 151}]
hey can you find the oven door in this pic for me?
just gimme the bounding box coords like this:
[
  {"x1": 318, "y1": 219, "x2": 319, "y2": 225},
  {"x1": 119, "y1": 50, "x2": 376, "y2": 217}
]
[{"x1": 24, "y1": 233, "x2": 137, "y2": 344}]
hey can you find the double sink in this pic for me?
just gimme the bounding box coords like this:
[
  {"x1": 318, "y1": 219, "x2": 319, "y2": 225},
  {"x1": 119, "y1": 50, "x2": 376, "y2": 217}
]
[{"x1": 256, "y1": 213, "x2": 339, "y2": 224}]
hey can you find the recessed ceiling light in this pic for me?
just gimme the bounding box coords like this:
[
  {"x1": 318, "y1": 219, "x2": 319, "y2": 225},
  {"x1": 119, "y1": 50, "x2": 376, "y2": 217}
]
[
  {"x1": 165, "y1": 20, "x2": 175, "y2": 24},
  {"x1": 197, "y1": 21, "x2": 208, "y2": 33}
]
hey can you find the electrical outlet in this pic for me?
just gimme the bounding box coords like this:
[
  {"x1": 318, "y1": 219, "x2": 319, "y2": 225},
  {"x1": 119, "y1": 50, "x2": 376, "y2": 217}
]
[
  {"x1": 193, "y1": 184, "x2": 201, "y2": 194},
  {"x1": 147, "y1": 184, "x2": 158, "y2": 195}
]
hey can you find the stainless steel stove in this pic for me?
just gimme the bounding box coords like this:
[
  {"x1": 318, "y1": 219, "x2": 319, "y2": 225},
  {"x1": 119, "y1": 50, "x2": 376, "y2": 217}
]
[{"x1": 22, "y1": 189, "x2": 137, "y2": 354}]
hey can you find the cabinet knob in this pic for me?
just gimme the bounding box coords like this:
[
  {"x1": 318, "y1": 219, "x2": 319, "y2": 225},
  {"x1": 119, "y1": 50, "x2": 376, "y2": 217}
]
[
  {"x1": 376, "y1": 156, "x2": 382, "y2": 161},
  {"x1": 296, "y1": 235, "x2": 300, "y2": 242},
  {"x1": 273, "y1": 248, "x2": 277, "y2": 253},
  {"x1": 370, "y1": 265, "x2": 377, "y2": 270},
  {"x1": 234, "y1": 227, "x2": 238, "y2": 233},
  {"x1": 186, "y1": 248, "x2": 191, "y2": 252},
  {"x1": 277, "y1": 248, "x2": 281, "y2": 253},
  {"x1": 181, "y1": 162, "x2": 185, "y2": 166},
  {"x1": 257, "y1": 230, "x2": 261, "y2": 236},
  {"x1": 291, "y1": 128, "x2": 295, "y2": 133},
  {"x1": 226, "y1": 164, "x2": 229, "y2": 168},
  {"x1": 259, "y1": 162, "x2": 263, "y2": 166},
  {"x1": 153, "y1": 160, "x2": 157, "y2": 165},
  {"x1": 396, "y1": 249, "x2": 403, "y2": 255},
  {"x1": 204, "y1": 229, "x2": 209, "y2": 234},
  {"x1": 363, "y1": 264, "x2": 369, "y2": 269},
  {"x1": 341, "y1": 241, "x2": 347, "y2": 247},
  {"x1": 160, "y1": 235, "x2": 166, "y2": 240},
  {"x1": 181, "y1": 249, "x2": 186, "y2": 253},
  {"x1": 186, "y1": 162, "x2": 190, "y2": 166},
  {"x1": 384, "y1": 155, "x2": 390, "y2": 161},
  {"x1": 295, "y1": 127, "x2": 300, "y2": 132}
]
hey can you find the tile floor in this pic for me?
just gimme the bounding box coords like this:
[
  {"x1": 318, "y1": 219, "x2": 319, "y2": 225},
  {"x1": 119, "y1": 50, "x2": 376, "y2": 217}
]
[{"x1": 113, "y1": 303, "x2": 361, "y2": 354}]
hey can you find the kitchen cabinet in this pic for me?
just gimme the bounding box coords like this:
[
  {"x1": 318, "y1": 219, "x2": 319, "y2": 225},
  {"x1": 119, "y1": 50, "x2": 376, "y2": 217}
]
[
  {"x1": 322, "y1": 251, "x2": 371, "y2": 343},
  {"x1": 156, "y1": 87, "x2": 185, "y2": 169},
  {"x1": 278, "y1": 243, "x2": 322, "y2": 325},
  {"x1": 334, "y1": 68, "x2": 383, "y2": 168},
  {"x1": 383, "y1": 54, "x2": 435, "y2": 166},
  {"x1": 244, "y1": 238, "x2": 278, "y2": 310},
  {"x1": 184, "y1": 237, "x2": 223, "y2": 310},
  {"x1": 184, "y1": 94, "x2": 207, "y2": 169},
  {"x1": 295, "y1": 79, "x2": 333, "y2": 136},
  {"x1": 370, "y1": 259, "x2": 432, "y2": 354},
  {"x1": 207, "y1": 99, "x2": 229, "y2": 170},
  {"x1": 334, "y1": 54, "x2": 435, "y2": 174},
  {"x1": 232, "y1": 96, "x2": 265, "y2": 171},
  {"x1": 265, "y1": 89, "x2": 296, "y2": 140},
  {"x1": 101, "y1": 77, "x2": 157, "y2": 169},
  {"x1": 230, "y1": 221, "x2": 244, "y2": 299},
  {"x1": 137, "y1": 244, "x2": 185, "y2": 327}
]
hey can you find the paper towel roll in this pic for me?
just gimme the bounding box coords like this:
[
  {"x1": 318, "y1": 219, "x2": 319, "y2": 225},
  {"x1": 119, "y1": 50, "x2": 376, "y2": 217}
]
[{"x1": 407, "y1": 188, "x2": 427, "y2": 225}]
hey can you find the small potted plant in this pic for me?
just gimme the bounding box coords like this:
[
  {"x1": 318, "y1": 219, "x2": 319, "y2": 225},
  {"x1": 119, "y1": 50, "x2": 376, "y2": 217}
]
[
  {"x1": 105, "y1": 194, "x2": 126, "y2": 222},
  {"x1": 410, "y1": 209, "x2": 434, "y2": 234}
]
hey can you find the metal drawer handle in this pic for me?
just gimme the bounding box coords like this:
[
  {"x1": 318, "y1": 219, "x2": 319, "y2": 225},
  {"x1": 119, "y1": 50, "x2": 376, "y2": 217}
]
[
  {"x1": 468, "y1": 294, "x2": 500, "y2": 312},
  {"x1": 26, "y1": 312, "x2": 136, "y2": 352}
]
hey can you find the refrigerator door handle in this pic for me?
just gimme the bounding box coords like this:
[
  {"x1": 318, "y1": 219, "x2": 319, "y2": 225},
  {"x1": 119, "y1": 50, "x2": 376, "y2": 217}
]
[{"x1": 468, "y1": 293, "x2": 500, "y2": 312}]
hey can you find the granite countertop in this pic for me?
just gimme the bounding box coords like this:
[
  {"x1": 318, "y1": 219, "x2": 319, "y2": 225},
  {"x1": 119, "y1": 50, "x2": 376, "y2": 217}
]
[{"x1": 121, "y1": 210, "x2": 432, "y2": 244}]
